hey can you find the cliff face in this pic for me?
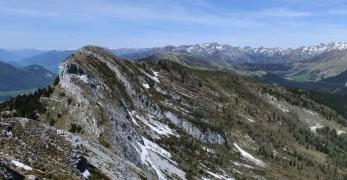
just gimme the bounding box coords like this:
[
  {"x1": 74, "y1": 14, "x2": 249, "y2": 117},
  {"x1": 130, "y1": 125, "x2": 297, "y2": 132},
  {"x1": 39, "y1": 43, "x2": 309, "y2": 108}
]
[{"x1": 1, "y1": 46, "x2": 346, "y2": 179}]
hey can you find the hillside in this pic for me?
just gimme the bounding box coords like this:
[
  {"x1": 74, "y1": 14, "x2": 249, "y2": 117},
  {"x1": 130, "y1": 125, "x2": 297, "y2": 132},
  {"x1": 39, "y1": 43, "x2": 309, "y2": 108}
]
[
  {"x1": 0, "y1": 61, "x2": 55, "y2": 92},
  {"x1": 138, "y1": 51, "x2": 235, "y2": 71},
  {"x1": 0, "y1": 46, "x2": 346, "y2": 179},
  {"x1": 288, "y1": 50, "x2": 347, "y2": 82}
]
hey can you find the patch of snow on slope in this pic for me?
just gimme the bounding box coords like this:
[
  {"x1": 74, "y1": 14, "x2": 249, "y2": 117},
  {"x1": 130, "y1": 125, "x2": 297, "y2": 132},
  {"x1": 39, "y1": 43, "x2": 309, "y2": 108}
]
[
  {"x1": 233, "y1": 143, "x2": 265, "y2": 167},
  {"x1": 142, "y1": 70, "x2": 160, "y2": 83},
  {"x1": 246, "y1": 118, "x2": 255, "y2": 123},
  {"x1": 79, "y1": 74, "x2": 89, "y2": 83},
  {"x1": 205, "y1": 170, "x2": 233, "y2": 180},
  {"x1": 137, "y1": 137, "x2": 185, "y2": 180},
  {"x1": 200, "y1": 163, "x2": 233, "y2": 180},
  {"x1": 151, "y1": 75, "x2": 160, "y2": 83},
  {"x1": 82, "y1": 169, "x2": 91, "y2": 178},
  {"x1": 277, "y1": 104, "x2": 289, "y2": 113},
  {"x1": 240, "y1": 115, "x2": 256, "y2": 123},
  {"x1": 337, "y1": 130, "x2": 345, "y2": 135},
  {"x1": 232, "y1": 161, "x2": 254, "y2": 169},
  {"x1": 306, "y1": 110, "x2": 318, "y2": 116},
  {"x1": 12, "y1": 160, "x2": 33, "y2": 171},
  {"x1": 265, "y1": 94, "x2": 289, "y2": 113},
  {"x1": 142, "y1": 83, "x2": 150, "y2": 89},
  {"x1": 154, "y1": 85, "x2": 168, "y2": 95},
  {"x1": 132, "y1": 111, "x2": 178, "y2": 137},
  {"x1": 127, "y1": 110, "x2": 140, "y2": 126},
  {"x1": 310, "y1": 123, "x2": 323, "y2": 133},
  {"x1": 152, "y1": 70, "x2": 159, "y2": 77},
  {"x1": 202, "y1": 146, "x2": 215, "y2": 154}
]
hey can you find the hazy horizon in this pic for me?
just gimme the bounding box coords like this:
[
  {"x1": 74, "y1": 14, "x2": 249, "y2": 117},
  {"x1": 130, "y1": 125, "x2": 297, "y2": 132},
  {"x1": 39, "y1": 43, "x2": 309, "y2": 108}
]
[{"x1": 2, "y1": 41, "x2": 347, "y2": 51}]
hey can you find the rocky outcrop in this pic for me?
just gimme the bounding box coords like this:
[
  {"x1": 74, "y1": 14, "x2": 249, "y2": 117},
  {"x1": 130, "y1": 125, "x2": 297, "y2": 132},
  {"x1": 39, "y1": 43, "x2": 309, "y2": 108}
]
[{"x1": 164, "y1": 111, "x2": 226, "y2": 144}]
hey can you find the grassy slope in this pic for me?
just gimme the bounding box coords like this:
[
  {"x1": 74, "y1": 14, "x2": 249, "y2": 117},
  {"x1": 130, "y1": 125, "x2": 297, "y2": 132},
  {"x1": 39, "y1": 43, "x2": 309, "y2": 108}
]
[{"x1": 138, "y1": 60, "x2": 347, "y2": 179}]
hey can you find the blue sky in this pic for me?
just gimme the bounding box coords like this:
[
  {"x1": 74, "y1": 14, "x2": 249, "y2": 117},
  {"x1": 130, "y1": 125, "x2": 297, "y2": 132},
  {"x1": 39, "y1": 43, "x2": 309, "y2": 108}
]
[{"x1": 1, "y1": 0, "x2": 347, "y2": 49}]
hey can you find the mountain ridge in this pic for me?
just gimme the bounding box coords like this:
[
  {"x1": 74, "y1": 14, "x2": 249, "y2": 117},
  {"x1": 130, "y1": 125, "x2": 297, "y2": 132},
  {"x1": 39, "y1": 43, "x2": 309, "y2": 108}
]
[{"x1": 0, "y1": 45, "x2": 346, "y2": 179}]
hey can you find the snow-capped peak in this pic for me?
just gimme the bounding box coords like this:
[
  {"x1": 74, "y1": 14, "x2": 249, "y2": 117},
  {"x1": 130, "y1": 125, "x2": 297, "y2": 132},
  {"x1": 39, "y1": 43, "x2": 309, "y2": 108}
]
[{"x1": 299, "y1": 42, "x2": 347, "y2": 55}]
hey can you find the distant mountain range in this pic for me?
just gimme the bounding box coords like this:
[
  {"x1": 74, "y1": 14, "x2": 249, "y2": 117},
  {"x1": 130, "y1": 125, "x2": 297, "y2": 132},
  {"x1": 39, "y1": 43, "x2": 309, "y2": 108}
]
[
  {"x1": 19, "y1": 50, "x2": 75, "y2": 73},
  {"x1": 2, "y1": 42, "x2": 347, "y2": 67},
  {"x1": 1, "y1": 42, "x2": 347, "y2": 93},
  {"x1": 0, "y1": 49, "x2": 74, "y2": 73},
  {"x1": 116, "y1": 42, "x2": 347, "y2": 90},
  {"x1": 111, "y1": 42, "x2": 347, "y2": 63}
]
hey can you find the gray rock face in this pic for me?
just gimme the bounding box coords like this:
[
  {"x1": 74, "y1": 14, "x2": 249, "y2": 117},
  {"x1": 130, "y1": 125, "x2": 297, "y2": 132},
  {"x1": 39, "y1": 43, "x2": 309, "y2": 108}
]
[
  {"x1": 164, "y1": 111, "x2": 226, "y2": 145},
  {"x1": 55, "y1": 46, "x2": 189, "y2": 179}
]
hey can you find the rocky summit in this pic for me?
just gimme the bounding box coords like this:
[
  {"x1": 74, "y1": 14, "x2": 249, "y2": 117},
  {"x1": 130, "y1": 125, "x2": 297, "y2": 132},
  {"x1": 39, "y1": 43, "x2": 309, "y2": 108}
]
[{"x1": 0, "y1": 45, "x2": 346, "y2": 179}]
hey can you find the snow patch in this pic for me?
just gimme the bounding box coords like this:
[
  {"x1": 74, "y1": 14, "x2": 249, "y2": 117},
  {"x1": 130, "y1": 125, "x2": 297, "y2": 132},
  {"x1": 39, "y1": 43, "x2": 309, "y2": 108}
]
[
  {"x1": 154, "y1": 85, "x2": 168, "y2": 95},
  {"x1": 265, "y1": 94, "x2": 289, "y2": 113},
  {"x1": 205, "y1": 169, "x2": 233, "y2": 180},
  {"x1": 240, "y1": 114, "x2": 255, "y2": 123},
  {"x1": 142, "y1": 70, "x2": 160, "y2": 83},
  {"x1": 202, "y1": 146, "x2": 215, "y2": 154},
  {"x1": 337, "y1": 130, "x2": 346, "y2": 135},
  {"x1": 200, "y1": 163, "x2": 233, "y2": 180},
  {"x1": 127, "y1": 110, "x2": 140, "y2": 126},
  {"x1": 246, "y1": 118, "x2": 255, "y2": 123},
  {"x1": 12, "y1": 160, "x2": 33, "y2": 171},
  {"x1": 152, "y1": 71, "x2": 159, "y2": 77},
  {"x1": 82, "y1": 169, "x2": 91, "y2": 178},
  {"x1": 306, "y1": 110, "x2": 318, "y2": 116},
  {"x1": 310, "y1": 123, "x2": 323, "y2": 133},
  {"x1": 79, "y1": 74, "x2": 89, "y2": 83},
  {"x1": 132, "y1": 111, "x2": 178, "y2": 137},
  {"x1": 233, "y1": 143, "x2": 265, "y2": 167},
  {"x1": 137, "y1": 137, "x2": 185, "y2": 180},
  {"x1": 276, "y1": 104, "x2": 289, "y2": 112},
  {"x1": 142, "y1": 83, "x2": 150, "y2": 89}
]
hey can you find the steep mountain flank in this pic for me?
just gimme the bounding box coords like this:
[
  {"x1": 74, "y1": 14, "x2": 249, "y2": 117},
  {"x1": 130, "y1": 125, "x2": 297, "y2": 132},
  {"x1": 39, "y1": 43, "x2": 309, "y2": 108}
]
[{"x1": 0, "y1": 46, "x2": 346, "y2": 179}]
